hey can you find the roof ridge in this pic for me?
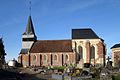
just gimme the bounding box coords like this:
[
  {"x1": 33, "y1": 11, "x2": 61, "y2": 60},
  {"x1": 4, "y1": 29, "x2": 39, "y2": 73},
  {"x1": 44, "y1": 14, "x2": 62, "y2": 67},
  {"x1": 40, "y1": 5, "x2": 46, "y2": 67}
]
[{"x1": 72, "y1": 28, "x2": 92, "y2": 30}]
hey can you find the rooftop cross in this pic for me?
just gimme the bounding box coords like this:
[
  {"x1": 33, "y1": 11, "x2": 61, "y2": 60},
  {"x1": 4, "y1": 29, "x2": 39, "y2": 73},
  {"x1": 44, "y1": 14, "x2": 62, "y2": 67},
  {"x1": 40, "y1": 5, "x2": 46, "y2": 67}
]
[{"x1": 107, "y1": 56, "x2": 111, "y2": 62}]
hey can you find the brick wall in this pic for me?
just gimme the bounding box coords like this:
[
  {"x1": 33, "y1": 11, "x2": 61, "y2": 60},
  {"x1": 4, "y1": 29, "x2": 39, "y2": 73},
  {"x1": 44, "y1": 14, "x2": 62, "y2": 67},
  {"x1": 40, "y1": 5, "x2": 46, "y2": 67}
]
[
  {"x1": 86, "y1": 41, "x2": 90, "y2": 63},
  {"x1": 114, "y1": 51, "x2": 120, "y2": 67},
  {"x1": 21, "y1": 54, "x2": 29, "y2": 67},
  {"x1": 97, "y1": 42, "x2": 105, "y2": 57},
  {"x1": 96, "y1": 42, "x2": 105, "y2": 65},
  {"x1": 19, "y1": 52, "x2": 75, "y2": 67}
]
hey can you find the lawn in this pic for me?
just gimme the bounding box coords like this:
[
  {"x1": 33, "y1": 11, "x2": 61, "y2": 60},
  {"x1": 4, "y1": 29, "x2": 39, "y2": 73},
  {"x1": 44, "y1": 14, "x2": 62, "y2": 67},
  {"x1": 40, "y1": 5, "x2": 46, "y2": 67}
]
[{"x1": 112, "y1": 74, "x2": 120, "y2": 80}]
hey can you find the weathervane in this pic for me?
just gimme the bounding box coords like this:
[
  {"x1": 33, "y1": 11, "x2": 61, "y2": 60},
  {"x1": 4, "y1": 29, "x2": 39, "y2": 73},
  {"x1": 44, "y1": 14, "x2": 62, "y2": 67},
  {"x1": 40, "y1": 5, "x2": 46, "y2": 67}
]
[{"x1": 29, "y1": 0, "x2": 31, "y2": 16}]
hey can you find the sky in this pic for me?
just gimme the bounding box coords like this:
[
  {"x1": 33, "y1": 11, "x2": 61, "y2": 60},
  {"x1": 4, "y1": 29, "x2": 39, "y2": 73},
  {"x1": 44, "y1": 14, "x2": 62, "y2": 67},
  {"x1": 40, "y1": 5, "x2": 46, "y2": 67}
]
[{"x1": 0, "y1": 0, "x2": 120, "y2": 61}]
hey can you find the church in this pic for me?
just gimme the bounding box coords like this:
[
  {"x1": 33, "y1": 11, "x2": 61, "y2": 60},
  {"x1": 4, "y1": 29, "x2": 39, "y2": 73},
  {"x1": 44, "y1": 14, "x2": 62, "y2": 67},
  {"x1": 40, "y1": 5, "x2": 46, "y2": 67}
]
[{"x1": 18, "y1": 16, "x2": 106, "y2": 68}]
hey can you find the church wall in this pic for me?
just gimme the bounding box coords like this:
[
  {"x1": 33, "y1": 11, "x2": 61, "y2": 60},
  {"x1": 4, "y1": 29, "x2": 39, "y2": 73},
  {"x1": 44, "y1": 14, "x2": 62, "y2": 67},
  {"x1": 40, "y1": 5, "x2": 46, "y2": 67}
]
[
  {"x1": 47, "y1": 53, "x2": 51, "y2": 65},
  {"x1": 67, "y1": 53, "x2": 76, "y2": 64},
  {"x1": 42, "y1": 53, "x2": 49, "y2": 66},
  {"x1": 21, "y1": 54, "x2": 29, "y2": 67},
  {"x1": 52, "y1": 53, "x2": 61, "y2": 66},
  {"x1": 19, "y1": 39, "x2": 105, "y2": 67},
  {"x1": 86, "y1": 41, "x2": 90, "y2": 63},
  {"x1": 30, "y1": 53, "x2": 40, "y2": 66},
  {"x1": 22, "y1": 41, "x2": 34, "y2": 49},
  {"x1": 96, "y1": 42, "x2": 106, "y2": 65},
  {"x1": 28, "y1": 52, "x2": 75, "y2": 67},
  {"x1": 18, "y1": 55, "x2": 21, "y2": 64},
  {"x1": 72, "y1": 39, "x2": 105, "y2": 66}
]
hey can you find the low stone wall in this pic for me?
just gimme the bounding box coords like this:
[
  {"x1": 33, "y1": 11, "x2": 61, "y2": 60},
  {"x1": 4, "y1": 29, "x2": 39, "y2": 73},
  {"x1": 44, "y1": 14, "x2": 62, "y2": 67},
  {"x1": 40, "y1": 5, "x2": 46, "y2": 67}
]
[
  {"x1": 52, "y1": 74, "x2": 92, "y2": 80},
  {"x1": 52, "y1": 74, "x2": 64, "y2": 80}
]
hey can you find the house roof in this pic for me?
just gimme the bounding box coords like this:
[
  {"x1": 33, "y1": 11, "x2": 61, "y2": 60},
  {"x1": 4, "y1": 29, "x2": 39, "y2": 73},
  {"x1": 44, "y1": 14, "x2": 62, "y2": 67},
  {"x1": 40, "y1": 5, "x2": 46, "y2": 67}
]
[
  {"x1": 23, "y1": 16, "x2": 36, "y2": 36},
  {"x1": 72, "y1": 28, "x2": 100, "y2": 39},
  {"x1": 30, "y1": 40, "x2": 73, "y2": 53},
  {"x1": 111, "y1": 43, "x2": 120, "y2": 49}
]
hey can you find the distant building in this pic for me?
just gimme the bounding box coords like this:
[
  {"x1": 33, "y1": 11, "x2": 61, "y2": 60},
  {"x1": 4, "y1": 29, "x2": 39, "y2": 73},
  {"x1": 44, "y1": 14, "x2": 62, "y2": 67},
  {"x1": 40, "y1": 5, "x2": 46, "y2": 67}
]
[
  {"x1": 18, "y1": 16, "x2": 106, "y2": 68},
  {"x1": 111, "y1": 43, "x2": 120, "y2": 67},
  {"x1": 8, "y1": 59, "x2": 17, "y2": 67}
]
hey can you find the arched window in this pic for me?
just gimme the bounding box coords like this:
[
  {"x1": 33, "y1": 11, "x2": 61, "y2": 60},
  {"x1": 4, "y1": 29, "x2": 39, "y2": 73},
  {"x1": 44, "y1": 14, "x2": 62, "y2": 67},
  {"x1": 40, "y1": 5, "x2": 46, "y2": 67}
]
[
  {"x1": 40, "y1": 54, "x2": 42, "y2": 60},
  {"x1": 90, "y1": 46, "x2": 95, "y2": 59},
  {"x1": 44, "y1": 55, "x2": 47, "y2": 61},
  {"x1": 33, "y1": 55, "x2": 36, "y2": 61},
  {"x1": 78, "y1": 46, "x2": 83, "y2": 60},
  {"x1": 54, "y1": 54, "x2": 57, "y2": 61},
  {"x1": 65, "y1": 54, "x2": 68, "y2": 61}
]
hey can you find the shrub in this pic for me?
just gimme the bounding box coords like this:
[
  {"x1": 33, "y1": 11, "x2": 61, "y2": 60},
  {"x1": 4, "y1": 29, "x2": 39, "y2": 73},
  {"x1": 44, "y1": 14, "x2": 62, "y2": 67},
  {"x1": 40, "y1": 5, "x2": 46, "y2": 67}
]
[
  {"x1": 50, "y1": 66, "x2": 66, "y2": 72},
  {"x1": 72, "y1": 73, "x2": 76, "y2": 76},
  {"x1": 52, "y1": 66, "x2": 66, "y2": 70}
]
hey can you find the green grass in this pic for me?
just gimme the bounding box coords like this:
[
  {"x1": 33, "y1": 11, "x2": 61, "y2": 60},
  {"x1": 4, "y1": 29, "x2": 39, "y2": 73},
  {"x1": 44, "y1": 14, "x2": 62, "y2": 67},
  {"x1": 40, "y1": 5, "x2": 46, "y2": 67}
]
[{"x1": 112, "y1": 74, "x2": 120, "y2": 80}]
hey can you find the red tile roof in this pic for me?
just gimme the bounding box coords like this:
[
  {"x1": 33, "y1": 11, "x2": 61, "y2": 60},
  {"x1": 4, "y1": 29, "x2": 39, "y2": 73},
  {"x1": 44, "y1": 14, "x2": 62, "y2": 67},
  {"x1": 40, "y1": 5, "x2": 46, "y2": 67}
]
[{"x1": 30, "y1": 40, "x2": 73, "y2": 53}]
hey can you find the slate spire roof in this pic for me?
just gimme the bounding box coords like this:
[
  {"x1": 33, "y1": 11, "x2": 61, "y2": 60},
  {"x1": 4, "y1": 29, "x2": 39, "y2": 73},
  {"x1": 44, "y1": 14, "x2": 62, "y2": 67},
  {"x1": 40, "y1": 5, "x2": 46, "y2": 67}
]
[
  {"x1": 72, "y1": 28, "x2": 100, "y2": 39},
  {"x1": 23, "y1": 16, "x2": 36, "y2": 35}
]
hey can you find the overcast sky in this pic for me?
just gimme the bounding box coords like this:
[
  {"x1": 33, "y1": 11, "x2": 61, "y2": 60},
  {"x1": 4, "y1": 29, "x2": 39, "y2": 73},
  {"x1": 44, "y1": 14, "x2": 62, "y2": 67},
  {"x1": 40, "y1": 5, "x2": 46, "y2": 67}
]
[{"x1": 0, "y1": 0, "x2": 120, "y2": 61}]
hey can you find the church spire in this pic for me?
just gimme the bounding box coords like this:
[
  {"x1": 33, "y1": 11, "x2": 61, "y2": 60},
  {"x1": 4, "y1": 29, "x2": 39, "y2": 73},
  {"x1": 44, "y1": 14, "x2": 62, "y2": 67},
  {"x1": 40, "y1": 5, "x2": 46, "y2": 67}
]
[
  {"x1": 23, "y1": 0, "x2": 35, "y2": 36},
  {"x1": 22, "y1": 15, "x2": 37, "y2": 50},
  {"x1": 23, "y1": 16, "x2": 36, "y2": 36}
]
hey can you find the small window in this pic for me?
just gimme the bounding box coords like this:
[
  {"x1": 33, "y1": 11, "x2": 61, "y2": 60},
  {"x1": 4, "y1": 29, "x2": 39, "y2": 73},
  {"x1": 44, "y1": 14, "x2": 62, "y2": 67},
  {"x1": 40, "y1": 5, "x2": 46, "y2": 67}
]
[
  {"x1": 54, "y1": 55, "x2": 57, "y2": 61},
  {"x1": 33, "y1": 55, "x2": 36, "y2": 61}
]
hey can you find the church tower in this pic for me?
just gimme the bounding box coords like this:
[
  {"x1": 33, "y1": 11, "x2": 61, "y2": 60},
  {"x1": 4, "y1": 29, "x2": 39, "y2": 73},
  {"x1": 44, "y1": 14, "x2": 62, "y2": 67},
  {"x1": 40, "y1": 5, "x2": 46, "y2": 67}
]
[
  {"x1": 22, "y1": 16, "x2": 37, "y2": 52},
  {"x1": 18, "y1": 16, "x2": 37, "y2": 67}
]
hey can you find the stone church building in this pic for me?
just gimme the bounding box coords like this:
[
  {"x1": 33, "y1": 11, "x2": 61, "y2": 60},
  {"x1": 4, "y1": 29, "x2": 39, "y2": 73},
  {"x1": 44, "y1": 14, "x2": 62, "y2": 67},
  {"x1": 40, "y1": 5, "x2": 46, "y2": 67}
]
[
  {"x1": 111, "y1": 43, "x2": 120, "y2": 67},
  {"x1": 18, "y1": 16, "x2": 106, "y2": 68}
]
